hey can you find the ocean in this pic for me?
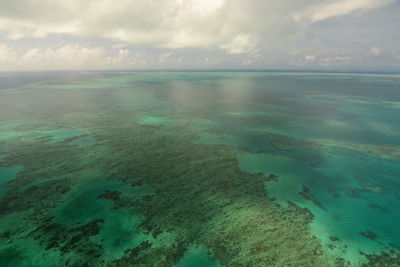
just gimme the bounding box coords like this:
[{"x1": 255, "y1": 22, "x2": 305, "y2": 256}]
[{"x1": 0, "y1": 71, "x2": 399, "y2": 266}]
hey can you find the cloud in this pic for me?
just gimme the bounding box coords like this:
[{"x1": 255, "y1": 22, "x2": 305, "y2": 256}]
[
  {"x1": 0, "y1": 44, "x2": 108, "y2": 70},
  {"x1": 0, "y1": 43, "x2": 208, "y2": 70},
  {"x1": 0, "y1": 44, "x2": 16, "y2": 62},
  {"x1": 370, "y1": 46, "x2": 381, "y2": 56},
  {"x1": 5, "y1": 29, "x2": 48, "y2": 40},
  {"x1": 305, "y1": 55, "x2": 317, "y2": 61},
  {"x1": 289, "y1": 51, "x2": 355, "y2": 67},
  {"x1": 27, "y1": 44, "x2": 106, "y2": 66},
  {"x1": 0, "y1": 0, "x2": 398, "y2": 70},
  {"x1": 1, "y1": 0, "x2": 392, "y2": 55},
  {"x1": 241, "y1": 59, "x2": 253, "y2": 65},
  {"x1": 159, "y1": 52, "x2": 173, "y2": 63},
  {"x1": 294, "y1": 0, "x2": 394, "y2": 22},
  {"x1": 219, "y1": 34, "x2": 257, "y2": 54}
]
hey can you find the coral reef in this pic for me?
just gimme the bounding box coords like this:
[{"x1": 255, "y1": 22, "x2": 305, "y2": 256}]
[
  {"x1": 0, "y1": 113, "x2": 338, "y2": 266},
  {"x1": 299, "y1": 186, "x2": 326, "y2": 210},
  {"x1": 1, "y1": 72, "x2": 399, "y2": 266},
  {"x1": 359, "y1": 231, "x2": 378, "y2": 240}
]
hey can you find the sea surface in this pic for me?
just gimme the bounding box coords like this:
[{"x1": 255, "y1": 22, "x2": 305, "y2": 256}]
[{"x1": 0, "y1": 71, "x2": 399, "y2": 266}]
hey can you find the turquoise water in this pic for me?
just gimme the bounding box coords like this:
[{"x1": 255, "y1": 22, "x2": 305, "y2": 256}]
[
  {"x1": 0, "y1": 71, "x2": 399, "y2": 266},
  {"x1": 138, "y1": 72, "x2": 400, "y2": 264},
  {"x1": 174, "y1": 246, "x2": 222, "y2": 267},
  {"x1": 54, "y1": 181, "x2": 152, "y2": 259}
]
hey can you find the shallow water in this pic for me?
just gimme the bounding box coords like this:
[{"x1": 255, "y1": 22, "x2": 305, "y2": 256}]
[{"x1": 0, "y1": 71, "x2": 399, "y2": 266}]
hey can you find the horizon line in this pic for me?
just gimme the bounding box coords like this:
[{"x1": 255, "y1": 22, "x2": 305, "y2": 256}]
[{"x1": 1, "y1": 68, "x2": 399, "y2": 75}]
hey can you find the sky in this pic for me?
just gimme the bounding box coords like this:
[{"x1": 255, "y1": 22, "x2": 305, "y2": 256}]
[{"x1": 0, "y1": 0, "x2": 399, "y2": 71}]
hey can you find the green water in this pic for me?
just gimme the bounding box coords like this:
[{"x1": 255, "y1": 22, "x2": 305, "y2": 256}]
[
  {"x1": 174, "y1": 246, "x2": 222, "y2": 267},
  {"x1": 39, "y1": 129, "x2": 91, "y2": 143},
  {"x1": 0, "y1": 71, "x2": 399, "y2": 266},
  {"x1": 0, "y1": 165, "x2": 23, "y2": 198},
  {"x1": 54, "y1": 181, "x2": 152, "y2": 259}
]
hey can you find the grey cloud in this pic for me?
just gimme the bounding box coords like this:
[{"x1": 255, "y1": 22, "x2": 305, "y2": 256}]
[
  {"x1": 0, "y1": 0, "x2": 367, "y2": 51},
  {"x1": 0, "y1": 0, "x2": 398, "y2": 70}
]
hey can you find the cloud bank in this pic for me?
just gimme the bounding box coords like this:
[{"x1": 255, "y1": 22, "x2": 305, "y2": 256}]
[{"x1": 0, "y1": 0, "x2": 398, "y2": 70}]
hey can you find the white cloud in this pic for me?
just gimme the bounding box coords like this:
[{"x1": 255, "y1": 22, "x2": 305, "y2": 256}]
[
  {"x1": 289, "y1": 52, "x2": 354, "y2": 67},
  {"x1": 159, "y1": 52, "x2": 173, "y2": 63},
  {"x1": 3, "y1": 0, "x2": 392, "y2": 55},
  {"x1": 0, "y1": 44, "x2": 212, "y2": 70},
  {"x1": 219, "y1": 34, "x2": 257, "y2": 54},
  {"x1": 6, "y1": 31, "x2": 24, "y2": 40},
  {"x1": 118, "y1": 49, "x2": 130, "y2": 57},
  {"x1": 5, "y1": 29, "x2": 48, "y2": 40},
  {"x1": 0, "y1": 44, "x2": 107, "y2": 70},
  {"x1": 370, "y1": 47, "x2": 381, "y2": 56},
  {"x1": 38, "y1": 44, "x2": 106, "y2": 65},
  {"x1": 112, "y1": 43, "x2": 128, "y2": 50},
  {"x1": 319, "y1": 56, "x2": 352, "y2": 65},
  {"x1": 0, "y1": 44, "x2": 16, "y2": 62},
  {"x1": 0, "y1": 0, "x2": 397, "y2": 70},
  {"x1": 241, "y1": 59, "x2": 253, "y2": 65},
  {"x1": 294, "y1": 0, "x2": 393, "y2": 22},
  {"x1": 305, "y1": 55, "x2": 316, "y2": 61},
  {"x1": 21, "y1": 47, "x2": 41, "y2": 61}
]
